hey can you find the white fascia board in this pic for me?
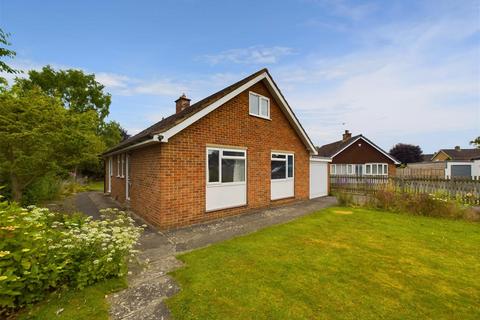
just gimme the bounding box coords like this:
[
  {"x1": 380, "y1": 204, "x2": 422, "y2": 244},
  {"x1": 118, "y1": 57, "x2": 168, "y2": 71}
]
[
  {"x1": 102, "y1": 134, "x2": 160, "y2": 157},
  {"x1": 310, "y1": 157, "x2": 332, "y2": 163},
  {"x1": 331, "y1": 136, "x2": 400, "y2": 164},
  {"x1": 263, "y1": 76, "x2": 317, "y2": 155},
  {"x1": 159, "y1": 72, "x2": 318, "y2": 155}
]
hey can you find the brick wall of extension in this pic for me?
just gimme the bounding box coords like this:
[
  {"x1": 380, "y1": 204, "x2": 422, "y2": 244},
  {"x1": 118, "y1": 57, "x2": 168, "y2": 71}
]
[
  {"x1": 331, "y1": 137, "x2": 397, "y2": 177},
  {"x1": 106, "y1": 81, "x2": 311, "y2": 229}
]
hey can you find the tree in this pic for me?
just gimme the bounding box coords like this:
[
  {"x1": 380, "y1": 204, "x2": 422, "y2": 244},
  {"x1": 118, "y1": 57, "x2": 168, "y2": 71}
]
[
  {"x1": 470, "y1": 137, "x2": 480, "y2": 148},
  {"x1": 0, "y1": 85, "x2": 105, "y2": 201},
  {"x1": 389, "y1": 143, "x2": 423, "y2": 164},
  {"x1": 0, "y1": 28, "x2": 18, "y2": 75},
  {"x1": 16, "y1": 66, "x2": 111, "y2": 124}
]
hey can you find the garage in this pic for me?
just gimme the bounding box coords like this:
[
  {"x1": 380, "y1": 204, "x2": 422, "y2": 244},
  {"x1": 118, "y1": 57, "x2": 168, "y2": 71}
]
[{"x1": 310, "y1": 157, "x2": 331, "y2": 199}]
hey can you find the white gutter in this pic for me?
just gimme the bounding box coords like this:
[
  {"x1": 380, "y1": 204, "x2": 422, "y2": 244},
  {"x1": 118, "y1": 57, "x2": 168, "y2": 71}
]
[
  {"x1": 102, "y1": 134, "x2": 162, "y2": 157},
  {"x1": 310, "y1": 156, "x2": 332, "y2": 162}
]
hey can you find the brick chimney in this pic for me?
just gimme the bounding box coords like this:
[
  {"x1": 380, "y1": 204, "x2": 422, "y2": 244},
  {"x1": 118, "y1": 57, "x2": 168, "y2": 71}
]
[
  {"x1": 454, "y1": 146, "x2": 461, "y2": 151},
  {"x1": 175, "y1": 94, "x2": 191, "y2": 113},
  {"x1": 342, "y1": 130, "x2": 352, "y2": 141}
]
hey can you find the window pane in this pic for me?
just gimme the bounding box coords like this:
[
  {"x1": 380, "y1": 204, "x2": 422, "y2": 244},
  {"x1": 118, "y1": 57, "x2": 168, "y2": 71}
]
[
  {"x1": 249, "y1": 93, "x2": 259, "y2": 115},
  {"x1": 208, "y1": 150, "x2": 219, "y2": 182},
  {"x1": 355, "y1": 164, "x2": 363, "y2": 176},
  {"x1": 221, "y1": 158, "x2": 245, "y2": 182},
  {"x1": 347, "y1": 165, "x2": 352, "y2": 174},
  {"x1": 271, "y1": 160, "x2": 286, "y2": 179},
  {"x1": 331, "y1": 165, "x2": 336, "y2": 174},
  {"x1": 372, "y1": 164, "x2": 378, "y2": 174},
  {"x1": 223, "y1": 150, "x2": 245, "y2": 157},
  {"x1": 378, "y1": 165, "x2": 383, "y2": 175},
  {"x1": 272, "y1": 154, "x2": 286, "y2": 159},
  {"x1": 384, "y1": 164, "x2": 388, "y2": 175},
  {"x1": 260, "y1": 98, "x2": 269, "y2": 117},
  {"x1": 287, "y1": 155, "x2": 293, "y2": 177},
  {"x1": 366, "y1": 165, "x2": 371, "y2": 174}
]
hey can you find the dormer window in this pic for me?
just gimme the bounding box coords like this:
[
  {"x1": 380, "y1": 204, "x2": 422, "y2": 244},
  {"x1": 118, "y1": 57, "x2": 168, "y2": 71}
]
[{"x1": 249, "y1": 92, "x2": 270, "y2": 119}]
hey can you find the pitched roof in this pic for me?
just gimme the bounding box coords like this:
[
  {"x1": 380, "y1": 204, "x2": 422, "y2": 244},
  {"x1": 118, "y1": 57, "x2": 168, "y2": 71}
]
[
  {"x1": 315, "y1": 135, "x2": 362, "y2": 157},
  {"x1": 435, "y1": 148, "x2": 480, "y2": 161},
  {"x1": 103, "y1": 68, "x2": 317, "y2": 155},
  {"x1": 422, "y1": 154, "x2": 434, "y2": 162},
  {"x1": 315, "y1": 134, "x2": 400, "y2": 164}
]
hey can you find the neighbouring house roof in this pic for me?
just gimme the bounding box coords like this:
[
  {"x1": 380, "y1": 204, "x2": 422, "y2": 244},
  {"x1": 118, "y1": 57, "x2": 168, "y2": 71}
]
[
  {"x1": 421, "y1": 154, "x2": 434, "y2": 162},
  {"x1": 432, "y1": 148, "x2": 480, "y2": 161},
  {"x1": 315, "y1": 135, "x2": 400, "y2": 164},
  {"x1": 103, "y1": 68, "x2": 317, "y2": 156}
]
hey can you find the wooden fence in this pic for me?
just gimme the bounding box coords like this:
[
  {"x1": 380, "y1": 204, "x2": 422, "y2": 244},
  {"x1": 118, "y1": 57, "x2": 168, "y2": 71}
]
[
  {"x1": 396, "y1": 167, "x2": 445, "y2": 178},
  {"x1": 330, "y1": 175, "x2": 480, "y2": 205}
]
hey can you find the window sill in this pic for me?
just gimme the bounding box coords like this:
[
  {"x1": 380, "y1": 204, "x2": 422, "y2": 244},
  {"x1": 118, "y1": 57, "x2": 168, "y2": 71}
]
[
  {"x1": 249, "y1": 113, "x2": 271, "y2": 121},
  {"x1": 205, "y1": 204, "x2": 247, "y2": 213},
  {"x1": 207, "y1": 181, "x2": 246, "y2": 187},
  {"x1": 271, "y1": 178, "x2": 294, "y2": 182}
]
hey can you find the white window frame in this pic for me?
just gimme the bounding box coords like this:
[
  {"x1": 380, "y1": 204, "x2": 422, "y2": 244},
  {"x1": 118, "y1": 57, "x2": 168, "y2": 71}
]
[
  {"x1": 364, "y1": 163, "x2": 388, "y2": 176},
  {"x1": 271, "y1": 152, "x2": 294, "y2": 181},
  {"x1": 249, "y1": 91, "x2": 270, "y2": 120},
  {"x1": 347, "y1": 164, "x2": 353, "y2": 175},
  {"x1": 206, "y1": 147, "x2": 247, "y2": 186},
  {"x1": 121, "y1": 154, "x2": 125, "y2": 178},
  {"x1": 117, "y1": 155, "x2": 120, "y2": 177},
  {"x1": 109, "y1": 157, "x2": 113, "y2": 177}
]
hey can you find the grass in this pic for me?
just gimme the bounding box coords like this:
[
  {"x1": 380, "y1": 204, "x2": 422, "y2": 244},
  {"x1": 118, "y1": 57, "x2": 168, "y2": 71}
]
[
  {"x1": 85, "y1": 180, "x2": 104, "y2": 192},
  {"x1": 166, "y1": 207, "x2": 480, "y2": 320},
  {"x1": 17, "y1": 278, "x2": 126, "y2": 320}
]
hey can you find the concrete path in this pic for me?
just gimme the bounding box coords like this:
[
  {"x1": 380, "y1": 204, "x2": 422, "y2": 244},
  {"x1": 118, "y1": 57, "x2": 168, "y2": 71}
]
[{"x1": 64, "y1": 192, "x2": 337, "y2": 319}]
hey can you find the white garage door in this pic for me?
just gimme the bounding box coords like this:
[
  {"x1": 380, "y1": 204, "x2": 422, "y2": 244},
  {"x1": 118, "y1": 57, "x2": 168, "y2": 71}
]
[{"x1": 310, "y1": 159, "x2": 329, "y2": 199}]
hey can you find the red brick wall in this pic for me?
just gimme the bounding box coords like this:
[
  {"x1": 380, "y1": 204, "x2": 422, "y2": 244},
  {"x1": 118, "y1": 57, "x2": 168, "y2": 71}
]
[
  {"x1": 330, "y1": 138, "x2": 396, "y2": 176},
  {"x1": 115, "y1": 80, "x2": 311, "y2": 229},
  {"x1": 109, "y1": 154, "x2": 127, "y2": 202}
]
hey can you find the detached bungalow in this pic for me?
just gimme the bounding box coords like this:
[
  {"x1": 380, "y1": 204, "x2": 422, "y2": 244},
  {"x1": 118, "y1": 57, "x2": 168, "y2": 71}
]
[
  {"x1": 316, "y1": 131, "x2": 400, "y2": 177},
  {"x1": 102, "y1": 69, "x2": 329, "y2": 229}
]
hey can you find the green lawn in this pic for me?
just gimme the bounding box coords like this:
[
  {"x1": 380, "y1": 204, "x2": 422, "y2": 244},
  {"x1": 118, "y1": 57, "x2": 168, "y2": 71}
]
[
  {"x1": 166, "y1": 207, "x2": 480, "y2": 320},
  {"x1": 85, "y1": 180, "x2": 104, "y2": 192},
  {"x1": 18, "y1": 278, "x2": 126, "y2": 320}
]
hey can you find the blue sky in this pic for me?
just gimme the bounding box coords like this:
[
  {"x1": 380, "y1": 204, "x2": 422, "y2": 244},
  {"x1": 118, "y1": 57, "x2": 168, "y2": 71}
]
[{"x1": 1, "y1": 0, "x2": 479, "y2": 153}]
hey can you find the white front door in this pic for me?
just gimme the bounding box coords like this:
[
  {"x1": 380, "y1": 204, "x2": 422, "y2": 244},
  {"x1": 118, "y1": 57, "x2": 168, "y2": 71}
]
[
  {"x1": 271, "y1": 152, "x2": 294, "y2": 200},
  {"x1": 310, "y1": 159, "x2": 329, "y2": 198}
]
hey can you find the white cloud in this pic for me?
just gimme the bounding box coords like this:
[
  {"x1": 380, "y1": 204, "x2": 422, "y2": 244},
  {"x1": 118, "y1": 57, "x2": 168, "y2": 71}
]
[
  {"x1": 274, "y1": 12, "x2": 480, "y2": 147},
  {"x1": 303, "y1": 0, "x2": 377, "y2": 21},
  {"x1": 201, "y1": 46, "x2": 294, "y2": 65},
  {"x1": 96, "y1": 72, "x2": 131, "y2": 89}
]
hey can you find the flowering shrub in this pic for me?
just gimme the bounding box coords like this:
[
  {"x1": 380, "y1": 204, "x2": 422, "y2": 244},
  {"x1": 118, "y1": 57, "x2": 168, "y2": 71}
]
[{"x1": 0, "y1": 201, "x2": 143, "y2": 309}]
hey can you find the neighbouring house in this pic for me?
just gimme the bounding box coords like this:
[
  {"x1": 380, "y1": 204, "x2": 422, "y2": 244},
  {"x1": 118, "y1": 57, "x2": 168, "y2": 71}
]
[
  {"x1": 431, "y1": 146, "x2": 480, "y2": 179},
  {"x1": 316, "y1": 131, "x2": 400, "y2": 177},
  {"x1": 102, "y1": 69, "x2": 330, "y2": 229}
]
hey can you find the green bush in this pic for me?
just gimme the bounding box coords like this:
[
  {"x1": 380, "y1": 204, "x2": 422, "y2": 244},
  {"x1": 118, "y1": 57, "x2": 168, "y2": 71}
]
[
  {"x1": 367, "y1": 190, "x2": 468, "y2": 220},
  {"x1": 0, "y1": 202, "x2": 143, "y2": 309},
  {"x1": 335, "y1": 192, "x2": 355, "y2": 207},
  {"x1": 22, "y1": 174, "x2": 62, "y2": 206}
]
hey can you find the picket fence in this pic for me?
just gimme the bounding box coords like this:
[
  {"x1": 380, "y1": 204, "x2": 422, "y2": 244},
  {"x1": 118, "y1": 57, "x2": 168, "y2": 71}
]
[{"x1": 330, "y1": 175, "x2": 480, "y2": 205}]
